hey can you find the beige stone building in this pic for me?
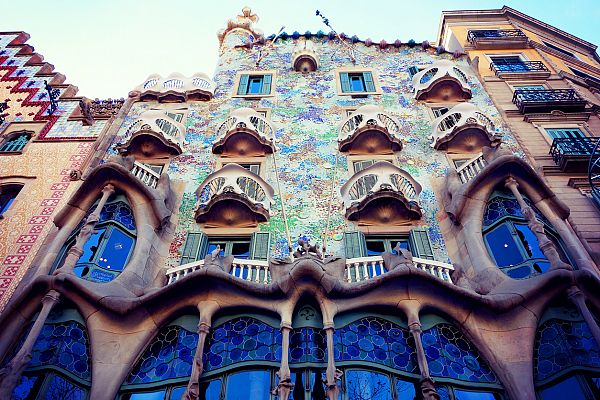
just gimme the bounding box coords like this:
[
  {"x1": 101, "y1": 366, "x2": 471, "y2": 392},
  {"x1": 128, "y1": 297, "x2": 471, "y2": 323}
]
[{"x1": 1, "y1": 7, "x2": 600, "y2": 400}]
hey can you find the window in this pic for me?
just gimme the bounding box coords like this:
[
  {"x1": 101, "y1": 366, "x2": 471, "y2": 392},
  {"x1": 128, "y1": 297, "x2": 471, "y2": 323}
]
[
  {"x1": 432, "y1": 106, "x2": 451, "y2": 118},
  {"x1": 0, "y1": 132, "x2": 30, "y2": 152},
  {"x1": 545, "y1": 128, "x2": 592, "y2": 155},
  {"x1": 483, "y1": 190, "x2": 569, "y2": 279},
  {"x1": 165, "y1": 111, "x2": 184, "y2": 123},
  {"x1": 339, "y1": 71, "x2": 377, "y2": 94},
  {"x1": 546, "y1": 128, "x2": 586, "y2": 140},
  {"x1": 453, "y1": 159, "x2": 470, "y2": 169},
  {"x1": 343, "y1": 229, "x2": 434, "y2": 260},
  {"x1": 142, "y1": 163, "x2": 164, "y2": 175},
  {"x1": 512, "y1": 84, "x2": 546, "y2": 91},
  {"x1": 542, "y1": 41, "x2": 576, "y2": 58},
  {"x1": 0, "y1": 184, "x2": 22, "y2": 216},
  {"x1": 179, "y1": 232, "x2": 271, "y2": 264},
  {"x1": 570, "y1": 68, "x2": 600, "y2": 85},
  {"x1": 224, "y1": 162, "x2": 260, "y2": 175},
  {"x1": 53, "y1": 195, "x2": 137, "y2": 283},
  {"x1": 490, "y1": 55, "x2": 529, "y2": 72},
  {"x1": 365, "y1": 236, "x2": 409, "y2": 256},
  {"x1": 236, "y1": 73, "x2": 273, "y2": 96}
]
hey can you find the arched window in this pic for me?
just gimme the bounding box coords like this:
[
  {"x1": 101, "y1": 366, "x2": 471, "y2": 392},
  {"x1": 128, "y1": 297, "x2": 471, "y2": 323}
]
[
  {"x1": 483, "y1": 190, "x2": 568, "y2": 279},
  {"x1": 120, "y1": 315, "x2": 199, "y2": 400},
  {"x1": 5, "y1": 308, "x2": 92, "y2": 399},
  {"x1": 534, "y1": 305, "x2": 600, "y2": 399},
  {"x1": 0, "y1": 131, "x2": 30, "y2": 152},
  {"x1": 201, "y1": 315, "x2": 282, "y2": 400},
  {"x1": 0, "y1": 183, "x2": 23, "y2": 217},
  {"x1": 53, "y1": 194, "x2": 136, "y2": 282}
]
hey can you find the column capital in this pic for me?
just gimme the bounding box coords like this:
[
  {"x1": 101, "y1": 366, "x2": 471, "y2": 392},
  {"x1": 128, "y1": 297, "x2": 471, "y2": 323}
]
[
  {"x1": 101, "y1": 184, "x2": 116, "y2": 197},
  {"x1": 567, "y1": 285, "x2": 585, "y2": 301},
  {"x1": 198, "y1": 321, "x2": 211, "y2": 334},
  {"x1": 409, "y1": 321, "x2": 422, "y2": 334},
  {"x1": 280, "y1": 321, "x2": 292, "y2": 330},
  {"x1": 323, "y1": 323, "x2": 335, "y2": 331},
  {"x1": 504, "y1": 176, "x2": 519, "y2": 190},
  {"x1": 41, "y1": 290, "x2": 61, "y2": 306}
]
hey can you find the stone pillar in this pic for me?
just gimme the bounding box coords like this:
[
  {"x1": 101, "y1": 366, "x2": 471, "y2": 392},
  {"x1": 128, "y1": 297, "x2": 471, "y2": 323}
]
[
  {"x1": 568, "y1": 286, "x2": 600, "y2": 347},
  {"x1": 55, "y1": 184, "x2": 115, "y2": 275},
  {"x1": 0, "y1": 290, "x2": 60, "y2": 398},
  {"x1": 409, "y1": 321, "x2": 440, "y2": 400},
  {"x1": 182, "y1": 321, "x2": 211, "y2": 400},
  {"x1": 272, "y1": 323, "x2": 294, "y2": 400},
  {"x1": 324, "y1": 324, "x2": 342, "y2": 400},
  {"x1": 504, "y1": 177, "x2": 571, "y2": 271}
]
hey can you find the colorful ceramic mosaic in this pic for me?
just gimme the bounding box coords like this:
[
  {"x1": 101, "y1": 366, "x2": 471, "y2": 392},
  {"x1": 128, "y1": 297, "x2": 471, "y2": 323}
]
[
  {"x1": 534, "y1": 319, "x2": 600, "y2": 382},
  {"x1": 203, "y1": 317, "x2": 282, "y2": 372},
  {"x1": 334, "y1": 317, "x2": 418, "y2": 373},
  {"x1": 422, "y1": 323, "x2": 498, "y2": 383},
  {"x1": 126, "y1": 324, "x2": 199, "y2": 384}
]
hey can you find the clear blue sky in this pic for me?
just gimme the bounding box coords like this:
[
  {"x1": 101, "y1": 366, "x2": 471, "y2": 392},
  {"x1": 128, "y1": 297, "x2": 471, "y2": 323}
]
[{"x1": 2, "y1": 1, "x2": 598, "y2": 98}]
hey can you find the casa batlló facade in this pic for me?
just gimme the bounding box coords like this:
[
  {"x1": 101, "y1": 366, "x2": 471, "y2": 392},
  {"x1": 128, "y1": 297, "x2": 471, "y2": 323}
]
[{"x1": 1, "y1": 6, "x2": 600, "y2": 400}]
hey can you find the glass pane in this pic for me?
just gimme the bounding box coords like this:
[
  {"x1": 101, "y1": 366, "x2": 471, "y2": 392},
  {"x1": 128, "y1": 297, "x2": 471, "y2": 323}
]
[
  {"x1": 539, "y1": 376, "x2": 588, "y2": 400},
  {"x1": 207, "y1": 242, "x2": 226, "y2": 258},
  {"x1": 41, "y1": 375, "x2": 87, "y2": 400},
  {"x1": 226, "y1": 370, "x2": 270, "y2": 400},
  {"x1": 98, "y1": 228, "x2": 134, "y2": 272},
  {"x1": 170, "y1": 387, "x2": 185, "y2": 400},
  {"x1": 349, "y1": 75, "x2": 365, "y2": 92},
  {"x1": 198, "y1": 380, "x2": 222, "y2": 400},
  {"x1": 231, "y1": 242, "x2": 251, "y2": 259},
  {"x1": 310, "y1": 371, "x2": 327, "y2": 400},
  {"x1": 514, "y1": 223, "x2": 546, "y2": 259},
  {"x1": 454, "y1": 389, "x2": 497, "y2": 400},
  {"x1": 77, "y1": 228, "x2": 106, "y2": 264},
  {"x1": 12, "y1": 375, "x2": 41, "y2": 400},
  {"x1": 395, "y1": 379, "x2": 417, "y2": 400},
  {"x1": 124, "y1": 391, "x2": 166, "y2": 400},
  {"x1": 345, "y1": 370, "x2": 392, "y2": 400},
  {"x1": 484, "y1": 224, "x2": 524, "y2": 267},
  {"x1": 290, "y1": 372, "x2": 305, "y2": 400},
  {"x1": 248, "y1": 77, "x2": 263, "y2": 94},
  {"x1": 389, "y1": 239, "x2": 409, "y2": 254},
  {"x1": 366, "y1": 240, "x2": 386, "y2": 256}
]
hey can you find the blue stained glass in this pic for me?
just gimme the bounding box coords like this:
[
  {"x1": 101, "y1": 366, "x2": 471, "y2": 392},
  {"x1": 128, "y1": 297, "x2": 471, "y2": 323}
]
[
  {"x1": 483, "y1": 195, "x2": 548, "y2": 228},
  {"x1": 99, "y1": 201, "x2": 136, "y2": 231},
  {"x1": 26, "y1": 321, "x2": 91, "y2": 380},
  {"x1": 12, "y1": 375, "x2": 38, "y2": 400},
  {"x1": 346, "y1": 370, "x2": 392, "y2": 400},
  {"x1": 203, "y1": 317, "x2": 281, "y2": 372},
  {"x1": 43, "y1": 374, "x2": 87, "y2": 400},
  {"x1": 290, "y1": 327, "x2": 327, "y2": 364},
  {"x1": 534, "y1": 319, "x2": 600, "y2": 382},
  {"x1": 126, "y1": 325, "x2": 199, "y2": 384},
  {"x1": 422, "y1": 324, "x2": 497, "y2": 383},
  {"x1": 335, "y1": 317, "x2": 418, "y2": 373}
]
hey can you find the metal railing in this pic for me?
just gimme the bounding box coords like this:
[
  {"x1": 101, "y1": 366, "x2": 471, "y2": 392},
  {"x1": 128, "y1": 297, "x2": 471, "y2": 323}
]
[
  {"x1": 345, "y1": 256, "x2": 454, "y2": 284},
  {"x1": 549, "y1": 137, "x2": 599, "y2": 165},
  {"x1": 490, "y1": 61, "x2": 548, "y2": 75},
  {"x1": 131, "y1": 161, "x2": 161, "y2": 189},
  {"x1": 512, "y1": 89, "x2": 586, "y2": 112},
  {"x1": 456, "y1": 153, "x2": 487, "y2": 184},
  {"x1": 467, "y1": 29, "x2": 526, "y2": 43}
]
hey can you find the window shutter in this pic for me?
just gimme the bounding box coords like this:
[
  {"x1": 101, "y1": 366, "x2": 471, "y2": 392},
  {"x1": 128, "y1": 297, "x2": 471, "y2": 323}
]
[
  {"x1": 408, "y1": 66, "x2": 420, "y2": 78},
  {"x1": 363, "y1": 72, "x2": 375, "y2": 92},
  {"x1": 250, "y1": 232, "x2": 271, "y2": 261},
  {"x1": 261, "y1": 74, "x2": 272, "y2": 95},
  {"x1": 343, "y1": 231, "x2": 367, "y2": 259},
  {"x1": 340, "y1": 73, "x2": 350, "y2": 93},
  {"x1": 409, "y1": 228, "x2": 434, "y2": 260},
  {"x1": 180, "y1": 232, "x2": 207, "y2": 265},
  {"x1": 237, "y1": 74, "x2": 250, "y2": 95}
]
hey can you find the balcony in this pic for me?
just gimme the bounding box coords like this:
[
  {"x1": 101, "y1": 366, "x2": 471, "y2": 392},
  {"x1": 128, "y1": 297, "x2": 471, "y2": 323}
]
[
  {"x1": 117, "y1": 110, "x2": 185, "y2": 157},
  {"x1": 212, "y1": 108, "x2": 275, "y2": 156},
  {"x1": 549, "y1": 137, "x2": 599, "y2": 172},
  {"x1": 490, "y1": 61, "x2": 550, "y2": 79},
  {"x1": 165, "y1": 258, "x2": 271, "y2": 285},
  {"x1": 412, "y1": 60, "x2": 471, "y2": 102},
  {"x1": 345, "y1": 255, "x2": 454, "y2": 284},
  {"x1": 430, "y1": 103, "x2": 500, "y2": 152},
  {"x1": 130, "y1": 161, "x2": 161, "y2": 189},
  {"x1": 195, "y1": 163, "x2": 274, "y2": 227},
  {"x1": 340, "y1": 161, "x2": 422, "y2": 225},
  {"x1": 512, "y1": 89, "x2": 587, "y2": 114},
  {"x1": 338, "y1": 105, "x2": 403, "y2": 154},
  {"x1": 455, "y1": 153, "x2": 487, "y2": 184},
  {"x1": 133, "y1": 72, "x2": 216, "y2": 102},
  {"x1": 466, "y1": 29, "x2": 528, "y2": 49}
]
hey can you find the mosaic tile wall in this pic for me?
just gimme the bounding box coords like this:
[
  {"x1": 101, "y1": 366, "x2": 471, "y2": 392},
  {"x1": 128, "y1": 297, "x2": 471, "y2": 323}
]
[{"x1": 108, "y1": 32, "x2": 521, "y2": 267}]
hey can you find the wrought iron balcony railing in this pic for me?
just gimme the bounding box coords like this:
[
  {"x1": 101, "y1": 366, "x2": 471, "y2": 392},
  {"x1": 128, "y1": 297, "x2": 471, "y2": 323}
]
[
  {"x1": 467, "y1": 29, "x2": 527, "y2": 43},
  {"x1": 512, "y1": 89, "x2": 587, "y2": 113},
  {"x1": 490, "y1": 61, "x2": 548, "y2": 75},
  {"x1": 549, "y1": 137, "x2": 599, "y2": 172}
]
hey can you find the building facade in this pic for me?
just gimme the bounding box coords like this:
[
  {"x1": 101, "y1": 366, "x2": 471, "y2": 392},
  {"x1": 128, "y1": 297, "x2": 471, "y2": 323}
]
[{"x1": 0, "y1": 6, "x2": 599, "y2": 400}]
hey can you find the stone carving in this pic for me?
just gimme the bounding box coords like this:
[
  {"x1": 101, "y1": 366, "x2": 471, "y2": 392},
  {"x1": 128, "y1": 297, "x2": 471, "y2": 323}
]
[
  {"x1": 325, "y1": 368, "x2": 343, "y2": 400},
  {"x1": 293, "y1": 238, "x2": 323, "y2": 259},
  {"x1": 218, "y1": 7, "x2": 264, "y2": 46},
  {"x1": 272, "y1": 371, "x2": 294, "y2": 400},
  {"x1": 420, "y1": 377, "x2": 441, "y2": 400}
]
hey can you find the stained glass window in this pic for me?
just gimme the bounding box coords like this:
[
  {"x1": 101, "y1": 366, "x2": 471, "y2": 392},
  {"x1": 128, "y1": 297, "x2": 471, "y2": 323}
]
[
  {"x1": 346, "y1": 370, "x2": 392, "y2": 400},
  {"x1": 126, "y1": 325, "x2": 198, "y2": 384},
  {"x1": 534, "y1": 319, "x2": 600, "y2": 382},
  {"x1": 334, "y1": 317, "x2": 418, "y2": 373},
  {"x1": 290, "y1": 327, "x2": 327, "y2": 364},
  {"x1": 99, "y1": 200, "x2": 136, "y2": 230},
  {"x1": 422, "y1": 324, "x2": 498, "y2": 383},
  {"x1": 203, "y1": 317, "x2": 282, "y2": 372}
]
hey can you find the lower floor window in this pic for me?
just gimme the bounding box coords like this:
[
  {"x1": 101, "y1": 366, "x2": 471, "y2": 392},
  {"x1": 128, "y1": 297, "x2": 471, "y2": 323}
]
[
  {"x1": 537, "y1": 373, "x2": 600, "y2": 400},
  {"x1": 121, "y1": 386, "x2": 185, "y2": 400},
  {"x1": 13, "y1": 372, "x2": 88, "y2": 400}
]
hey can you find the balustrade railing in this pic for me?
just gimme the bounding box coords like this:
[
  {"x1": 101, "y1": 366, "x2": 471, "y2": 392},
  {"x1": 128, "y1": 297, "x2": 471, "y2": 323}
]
[
  {"x1": 345, "y1": 256, "x2": 454, "y2": 284},
  {"x1": 456, "y1": 153, "x2": 487, "y2": 184},
  {"x1": 512, "y1": 89, "x2": 586, "y2": 113},
  {"x1": 490, "y1": 61, "x2": 548, "y2": 75},
  {"x1": 430, "y1": 103, "x2": 496, "y2": 149},
  {"x1": 230, "y1": 259, "x2": 271, "y2": 284},
  {"x1": 131, "y1": 161, "x2": 161, "y2": 189},
  {"x1": 166, "y1": 260, "x2": 205, "y2": 284},
  {"x1": 549, "y1": 137, "x2": 599, "y2": 165},
  {"x1": 412, "y1": 60, "x2": 470, "y2": 98},
  {"x1": 467, "y1": 29, "x2": 526, "y2": 43}
]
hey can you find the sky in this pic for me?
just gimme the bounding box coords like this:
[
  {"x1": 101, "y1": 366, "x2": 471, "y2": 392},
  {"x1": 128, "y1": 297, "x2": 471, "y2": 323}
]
[{"x1": 1, "y1": 0, "x2": 599, "y2": 98}]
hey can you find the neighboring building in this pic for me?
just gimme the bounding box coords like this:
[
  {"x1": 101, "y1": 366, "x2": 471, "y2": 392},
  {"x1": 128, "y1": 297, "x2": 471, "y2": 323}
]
[{"x1": 0, "y1": 7, "x2": 599, "y2": 400}]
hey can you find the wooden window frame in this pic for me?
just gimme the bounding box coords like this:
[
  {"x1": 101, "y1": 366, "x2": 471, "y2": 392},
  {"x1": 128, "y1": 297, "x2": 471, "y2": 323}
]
[
  {"x1": 232, "y1": 71, "x2": 277, "y2": 98},
  {"x1": 335, "y1": 68, "x2": 382, "y2": 96}
]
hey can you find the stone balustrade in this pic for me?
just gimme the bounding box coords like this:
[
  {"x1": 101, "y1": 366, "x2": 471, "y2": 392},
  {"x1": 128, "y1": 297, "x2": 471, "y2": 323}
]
[
  {"x1": 230, "y1": 258, "x2": 271, "y2": 284},
  {"x1": 133, "y1": 72, "x2": 216, "y2": 101},
  {"x1": 345, "y1": 256, "x2": 455, "y2": 284},
  {"x1": 130, "y1": 161, "x2": 161, "y2": 189},
  {"x1": 456, "y1": 153, "x2": 487, "y2": 184},
  {"x1": 166, "y1": 260, "x2": 205, "y2": 284},
  {"x1": 121, "y1": 110, "x2": 186, "y2": 153}
]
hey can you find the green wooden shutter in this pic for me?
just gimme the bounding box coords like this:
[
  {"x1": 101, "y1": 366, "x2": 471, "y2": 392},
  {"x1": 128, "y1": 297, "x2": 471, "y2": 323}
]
[
  {"x1": 409, "y1": 228, "x2": 434, "y2": 260},
  {"x1": 363, "y1": 72, "x2": 375, "y2": 92},
  {"x1": 180, "y1": 232, "x2": 207, "y2": 265},
  {"x1": 343, "y1": 231, "x2": 367, "y2": 259},
  {"x1": 250, "y1": 232, "x2": 271, "y2": 261},
  {"x1": 261, "y1": 74, "x2": 272, "y2": 95},
  {"x1": 237, "y1": 74, "x2": 250, "y2": 95},
  {"x1": 340, "y1": 72, "x2": 350, "y2": 93}
]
